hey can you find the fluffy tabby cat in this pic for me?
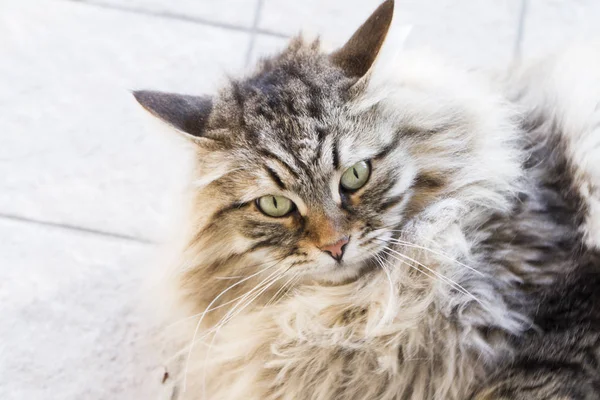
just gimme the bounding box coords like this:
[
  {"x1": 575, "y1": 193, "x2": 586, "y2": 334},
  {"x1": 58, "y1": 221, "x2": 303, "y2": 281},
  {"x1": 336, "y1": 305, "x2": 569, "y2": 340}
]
[{"x1": 134, "y1": 1, "x2": 600, "y2": 398}]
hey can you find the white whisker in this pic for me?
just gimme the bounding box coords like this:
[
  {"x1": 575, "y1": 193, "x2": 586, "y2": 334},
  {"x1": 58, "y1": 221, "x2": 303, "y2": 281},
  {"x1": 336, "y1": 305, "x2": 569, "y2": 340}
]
[
  {"x1": 262, "y1": 271, "x2": 301, "y2": 311},
  {"x1": 168, "y1": 259, "x2": 287, "y2": 331},
  {"x1": 370, "y1": 252, "x2": 396, "y2": 333},
  {"x1": 181, "y1": 256, "x2": 285, "y2": 392},
  {"x1": 201, "y1": 266, "x2": 288, "y2": 398},
  {"x1": 214, "y1": 275, "x2": 245, "y2": 280},
  {"x1": 381, "y1": 247, "x2": 487, "y2": 310},
  {"x1": 380, "y1": 249, "x2": 440, "y2": 284},
  {"x1": 382, "y1": 236, "x2": 484, "y2": 277},
  {"x1": 169, "y1": 269, "x2": 285, "y2": 369}
]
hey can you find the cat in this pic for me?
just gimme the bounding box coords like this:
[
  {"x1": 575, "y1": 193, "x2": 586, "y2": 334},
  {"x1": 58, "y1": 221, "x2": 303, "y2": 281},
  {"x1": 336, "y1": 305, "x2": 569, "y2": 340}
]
[{"x1": 134, "y1": 1, "x2": 600, "y2": 399}]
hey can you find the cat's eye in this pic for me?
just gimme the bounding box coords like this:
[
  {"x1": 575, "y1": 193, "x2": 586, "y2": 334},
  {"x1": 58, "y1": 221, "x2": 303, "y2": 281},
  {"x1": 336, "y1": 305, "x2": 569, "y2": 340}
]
[
  {"x1": 256, "y1": 195, "x2": 295, "y2": 217},
  {"x1": 340, "y1": 161, "x2": 371, "y2": 191}
]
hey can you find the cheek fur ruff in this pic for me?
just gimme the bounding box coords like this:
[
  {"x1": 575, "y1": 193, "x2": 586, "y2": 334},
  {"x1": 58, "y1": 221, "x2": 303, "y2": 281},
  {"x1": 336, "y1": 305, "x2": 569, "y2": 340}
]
[{"x1": 153, "y1": 46, "x2": 600, "y2": 399}]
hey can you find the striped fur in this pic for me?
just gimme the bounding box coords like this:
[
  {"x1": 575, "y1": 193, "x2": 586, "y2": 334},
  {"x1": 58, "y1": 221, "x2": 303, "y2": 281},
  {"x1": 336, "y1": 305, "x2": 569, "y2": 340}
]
[
  {"x1": 136, "y1": 5, "x2": 600, "y2": 400},
  {"x1": 470, "y1": 44, "x2": 600, "y2": 400}
]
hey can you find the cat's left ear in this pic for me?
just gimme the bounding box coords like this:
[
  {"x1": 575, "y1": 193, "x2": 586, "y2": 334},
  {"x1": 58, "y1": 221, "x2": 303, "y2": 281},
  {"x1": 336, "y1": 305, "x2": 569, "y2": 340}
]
[
  {"x1": 133, "y1": 90, "x2": 213, "y2": 140},
  {"x1": 330, "y1": 0, "x2": 395, "y2": 78}
]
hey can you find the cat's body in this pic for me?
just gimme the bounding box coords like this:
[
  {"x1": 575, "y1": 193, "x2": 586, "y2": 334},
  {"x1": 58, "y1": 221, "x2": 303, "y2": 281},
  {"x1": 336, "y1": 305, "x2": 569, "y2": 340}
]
[
  {"x1": 135, "y1": 2, "x2": 600, "y2": 399},
  {"x1": 471, "y1": 45, "x2": 600, "y2": 399}
]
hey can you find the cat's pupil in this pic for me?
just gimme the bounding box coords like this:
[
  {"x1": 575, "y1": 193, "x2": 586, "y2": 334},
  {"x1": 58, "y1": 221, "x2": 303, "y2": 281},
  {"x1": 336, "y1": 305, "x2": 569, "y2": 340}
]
[
  {"x1": 353, "y1": 168, "x2": 359, "y2": 179},
  {"x1": 273, "y1": 197, "x2": 278, "y2": 208}
]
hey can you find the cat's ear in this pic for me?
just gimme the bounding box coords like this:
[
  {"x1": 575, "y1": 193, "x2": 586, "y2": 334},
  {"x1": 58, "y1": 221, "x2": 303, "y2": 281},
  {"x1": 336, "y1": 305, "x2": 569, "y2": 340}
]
[
  {"x1": 330, "y1": 0, "x2": 395, "y2": 78},
  {"x1": 133, "y1": 90, "x2": 213, "y2": 140}
]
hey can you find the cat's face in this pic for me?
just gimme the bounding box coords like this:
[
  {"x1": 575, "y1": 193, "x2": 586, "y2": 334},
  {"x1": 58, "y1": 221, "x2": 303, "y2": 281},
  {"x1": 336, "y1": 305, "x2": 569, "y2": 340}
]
[
  {"x1": 134, "y1": 1, "x2": 411, "y2": 284},
  {"x1": 135, "y1": 0, "x2": 520, "y2": 289},
  {"x1": 182, "y1": 55, "x2": 418, "y2": 282}
]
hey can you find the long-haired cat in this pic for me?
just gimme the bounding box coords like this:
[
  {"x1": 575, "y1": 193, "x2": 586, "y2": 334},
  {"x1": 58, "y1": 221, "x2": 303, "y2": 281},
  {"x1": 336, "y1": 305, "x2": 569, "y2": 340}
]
[{"x1": 134, "y1": 1, "x2": 600, "y2": 398}]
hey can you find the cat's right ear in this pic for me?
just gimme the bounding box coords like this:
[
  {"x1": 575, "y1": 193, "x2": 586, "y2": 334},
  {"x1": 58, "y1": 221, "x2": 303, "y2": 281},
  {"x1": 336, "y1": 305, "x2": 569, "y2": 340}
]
[{"x1": 133, "y1": 90, "x2": 213, "y2": 142}]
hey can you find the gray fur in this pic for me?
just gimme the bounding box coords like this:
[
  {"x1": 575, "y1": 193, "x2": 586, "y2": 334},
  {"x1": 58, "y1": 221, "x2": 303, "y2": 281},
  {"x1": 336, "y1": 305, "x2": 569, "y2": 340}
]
[
  {"x1": 470, "y1": 97, "x2": 600, "y2": 400},
  {"x1": 135, "y1": 2, "x2": 600, "y2": 399}
]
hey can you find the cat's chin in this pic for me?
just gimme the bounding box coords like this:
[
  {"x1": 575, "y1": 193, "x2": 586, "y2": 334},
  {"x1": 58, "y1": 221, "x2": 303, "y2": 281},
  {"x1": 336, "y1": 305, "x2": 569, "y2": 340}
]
[{"x1": 311, "y1": 258, "x2": 379, "y2": 285}]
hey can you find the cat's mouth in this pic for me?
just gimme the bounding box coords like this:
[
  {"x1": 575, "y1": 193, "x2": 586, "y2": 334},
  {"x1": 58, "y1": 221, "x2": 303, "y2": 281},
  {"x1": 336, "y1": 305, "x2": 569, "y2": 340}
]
[
  {"x1": 317, "y1": 258, "x2": 383, "y2": 286},
  {"x1": 313, "y1": 244, "x2": 391, "y2": 285}
]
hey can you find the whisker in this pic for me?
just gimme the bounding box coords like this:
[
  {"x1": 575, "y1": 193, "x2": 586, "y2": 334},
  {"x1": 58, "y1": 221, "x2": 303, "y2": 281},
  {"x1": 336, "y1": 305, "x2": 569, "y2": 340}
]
[
  {"x1": 214, "y1": 275, "x2": 245, "y2": 280},
  {"x1": 381, "y1": 250, "x2": 486, "y2": 314},
  {"x1": 384, "y1": 247, "x2": 468, "y2": 293},
  {"x1": 165, "y1": 291, "x2": 260, "y2": 331},
  {"x1": 201, "y1": 266, "x2": 288, "y2": 398},
  {"x1": 186, "y1": 264, "x2": 289, "y2": 349},
  {"x1": 370, "y1": 252, "x2": 396, "y2": 333},
  {"x1": 212, "y1": 265, "x2": 289, "y2": 330},
  {"x1": 168, "y1": 269, "x2": 286, "y2": 368},
  {"x1": 181, "y1": 256, "x2": 285, "y2": 392},
  {"x1": 381, "y1": 247, "x2": 487, "y2": 310},
  {"x1": 380, "y1": 249, "x2": 440, "y2": 285},
  {"x1": 176, "y1": 266, "x2": 288, "y2": 397},
  {"x1": 262, "y1": 271, "x2": 301, "y2": 311},
  {"x1": 377, "y1": 234, "x2": 484, "y2": 277},
  {"x1": 281, "y1": 272, "x2": 302, "y2": 300},
  {"x1": 166, "y1": 257, "x2": 290, "y2": 331}
]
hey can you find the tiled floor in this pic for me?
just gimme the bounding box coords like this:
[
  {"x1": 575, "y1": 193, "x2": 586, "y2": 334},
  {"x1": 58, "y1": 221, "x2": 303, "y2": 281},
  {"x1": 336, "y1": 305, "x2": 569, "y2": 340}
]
[{"x1": 1, "y1": 0, "x2": 599, "y2": 399}]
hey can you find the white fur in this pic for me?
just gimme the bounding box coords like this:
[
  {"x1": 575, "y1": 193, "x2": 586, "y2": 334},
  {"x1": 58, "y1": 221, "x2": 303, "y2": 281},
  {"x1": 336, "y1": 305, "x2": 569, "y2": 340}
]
[
  {"x1": 168, "y1": 48, "x2": 530, "y2": 399},
  {"x1": 507, "y1": 43, "x2": 600, "y2": 249},
  {"x1": 156, "y1": 11, "x2": 600, "y2": 398}
]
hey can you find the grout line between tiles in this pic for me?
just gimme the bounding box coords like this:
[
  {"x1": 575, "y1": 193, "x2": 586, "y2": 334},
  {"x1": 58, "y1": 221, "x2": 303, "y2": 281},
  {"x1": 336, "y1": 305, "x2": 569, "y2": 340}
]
[
  {"x1": 245, "y1": 0, "x2": 264, "y2": 66},
  {"x1": 0, "y1": 212, "x2": 155, "y2": 245},
  {"x1": 513, "y1": 0, "x2": 529, "y2": 64},
  {"x1": 64, "y1": 0, "x2": 288, "y2": 38}
]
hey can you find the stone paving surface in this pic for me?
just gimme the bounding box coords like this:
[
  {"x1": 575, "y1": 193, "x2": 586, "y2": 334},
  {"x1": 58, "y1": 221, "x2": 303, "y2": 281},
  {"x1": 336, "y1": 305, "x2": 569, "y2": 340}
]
[{"x1": 1, "y1": 0, "x2": 599, "y2": 399}]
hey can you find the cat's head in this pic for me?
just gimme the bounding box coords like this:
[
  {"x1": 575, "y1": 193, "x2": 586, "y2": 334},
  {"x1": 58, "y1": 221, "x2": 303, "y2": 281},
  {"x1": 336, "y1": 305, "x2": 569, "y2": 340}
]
[{"x1": 135, "y1": 0, "x2": 521, "y2": 287}]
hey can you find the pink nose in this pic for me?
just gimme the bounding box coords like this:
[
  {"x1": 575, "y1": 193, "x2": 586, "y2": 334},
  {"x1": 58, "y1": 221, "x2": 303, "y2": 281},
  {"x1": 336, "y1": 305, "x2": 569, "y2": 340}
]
[{"x1": 319, "y1": 236, "x2": 350, "y2": 262}]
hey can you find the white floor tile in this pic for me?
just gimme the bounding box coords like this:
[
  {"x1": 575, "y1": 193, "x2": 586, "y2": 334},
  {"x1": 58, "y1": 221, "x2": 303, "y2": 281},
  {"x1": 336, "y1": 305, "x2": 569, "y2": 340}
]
[
  {"x1": 259, "y1": 0, "x2": 522, "y2": 67},
  {"x1": 521, "y1": 0, "x2": 600, "y2": 58},
  {"x1": 0, "y1": 219, "x2": 165, "y2": 400},
  {"x1": 0, "y1": 0, "x2": 250, "y2": 241},
  {"x1": 87, "y1": 0, "x2": 258, "y2": 28}
]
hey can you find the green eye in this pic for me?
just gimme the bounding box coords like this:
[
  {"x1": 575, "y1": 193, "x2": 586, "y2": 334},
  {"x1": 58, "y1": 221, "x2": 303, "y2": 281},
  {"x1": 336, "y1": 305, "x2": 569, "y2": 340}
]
[
  {"x1": 256, "y1": 195, "x2": 295, "y2": 217},
  {"x1": 340, "y1": 161, "x2": 371, "y2": 191}
]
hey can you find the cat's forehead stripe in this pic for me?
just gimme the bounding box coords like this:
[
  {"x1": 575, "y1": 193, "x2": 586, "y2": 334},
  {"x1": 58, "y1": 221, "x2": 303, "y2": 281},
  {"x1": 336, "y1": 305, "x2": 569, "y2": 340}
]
[
  {"x1": 264, "y1": 165, "x2": 286, "y2": 190},
  {"x1": 213, "y1": 40, "x2": 356, "y2": 169},
  {"x1": 257, "y1": 148, "x2": 301, "y2": 181},
  {"x1": 332, "y1": 139, "x2": 340, "y2": 170}
]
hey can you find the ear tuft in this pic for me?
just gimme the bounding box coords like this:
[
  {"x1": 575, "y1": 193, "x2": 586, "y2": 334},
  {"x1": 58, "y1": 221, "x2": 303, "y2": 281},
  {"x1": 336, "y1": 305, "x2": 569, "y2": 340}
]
[
  {"x1": 330, "y1": 0, "x2": 394, "y2": 78},
  {"x1": 133, "y1": 90, "x2": 213, "y2": 137}
]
